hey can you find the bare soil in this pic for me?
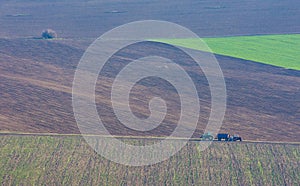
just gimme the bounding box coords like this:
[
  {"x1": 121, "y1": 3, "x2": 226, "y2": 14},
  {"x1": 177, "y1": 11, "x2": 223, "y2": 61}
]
[
  {"x1": 0, "y1": 38, "x2": 299, "y2": 141},
  {"x1": 0, "y1": 0, "x2": 299, "y2": 141}
]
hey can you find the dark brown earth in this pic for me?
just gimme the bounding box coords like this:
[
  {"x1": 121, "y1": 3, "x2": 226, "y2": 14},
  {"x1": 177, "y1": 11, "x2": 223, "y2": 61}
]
[
  {"x1": 0, "y1": 38, "x2": 299, "y2": 141},
  {"x1": 0, "y1": 0, "x2": 299, "y2": 141}
]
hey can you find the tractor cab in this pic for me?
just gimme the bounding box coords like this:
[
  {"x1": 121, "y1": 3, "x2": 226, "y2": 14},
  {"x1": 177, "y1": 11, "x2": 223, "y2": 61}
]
[{"x1": 229, "y1": 134, "x2": 242, "y2": 141}]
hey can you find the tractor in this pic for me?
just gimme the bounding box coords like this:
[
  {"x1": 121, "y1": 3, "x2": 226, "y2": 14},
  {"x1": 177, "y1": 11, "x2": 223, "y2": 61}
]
[
  {"x1": 217, "y1": 133, "x2": 242, "y2": 141},
  {"x1": 217, "y1": 133, "x2": 230, "y2": 141},
  {"x1": 229, "y1": 134, "x2": 242, "y2": 141},
  {"x1": 200, "y1": 132, "x2": 214, "y2": 141}
]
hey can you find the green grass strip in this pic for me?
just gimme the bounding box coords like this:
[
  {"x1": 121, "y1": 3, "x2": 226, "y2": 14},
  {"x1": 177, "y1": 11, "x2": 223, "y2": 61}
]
[{"x1": 151, "y1": 34, "x2": 300, "y2": 70}]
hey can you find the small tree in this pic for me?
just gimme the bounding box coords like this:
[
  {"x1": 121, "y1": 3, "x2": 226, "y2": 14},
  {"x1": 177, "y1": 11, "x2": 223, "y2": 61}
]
[{"x1": 41, "y1": 29, "x2": 57, "y2": 39}]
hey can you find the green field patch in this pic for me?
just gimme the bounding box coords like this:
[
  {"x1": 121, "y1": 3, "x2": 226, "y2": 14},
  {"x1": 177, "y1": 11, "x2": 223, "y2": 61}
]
[{"x1": 152, "y1": 34, "x2": 300, "y2": 70}]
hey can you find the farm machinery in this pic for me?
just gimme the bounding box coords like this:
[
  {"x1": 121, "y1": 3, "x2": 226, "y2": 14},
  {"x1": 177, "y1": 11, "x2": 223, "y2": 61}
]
[
  {"x1": 200, "y1": 133, "x2": 242, "y2": 141},
  {"x1": 229, "y1": 134, "x2": 242, "y2": 141},
  {"x1": 200, "y1": 132, "x2": 214, "y2": 141},
  {"x1": 217, "y1": 133, "x2": 242, "y2": 141}
]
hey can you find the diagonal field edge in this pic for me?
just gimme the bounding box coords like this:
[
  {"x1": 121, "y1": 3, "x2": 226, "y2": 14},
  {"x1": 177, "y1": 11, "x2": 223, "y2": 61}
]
[{"x1": 150, "y1": 34, "x2": 300, "y2": 71}]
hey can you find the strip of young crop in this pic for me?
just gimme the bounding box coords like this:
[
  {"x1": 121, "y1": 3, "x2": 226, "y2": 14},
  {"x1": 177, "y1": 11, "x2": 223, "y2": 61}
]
[
  {"x1": 0, "y1": 136, "x2": 299, "y2": 185},
  {"x1": 152, "y1": 34, "x2": 300, "y2": 70}
]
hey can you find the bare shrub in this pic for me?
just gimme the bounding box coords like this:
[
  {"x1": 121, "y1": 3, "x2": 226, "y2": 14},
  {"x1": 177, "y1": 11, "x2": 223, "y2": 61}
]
[{"x1": 41, "y1": 29, "x2": 57, "y2": 39}]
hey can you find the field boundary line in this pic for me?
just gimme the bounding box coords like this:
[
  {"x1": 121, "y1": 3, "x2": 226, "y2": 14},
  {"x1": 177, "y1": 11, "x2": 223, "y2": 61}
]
[{"x1": 0, "y1": 131, "x2": 300, "y2": 145}]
